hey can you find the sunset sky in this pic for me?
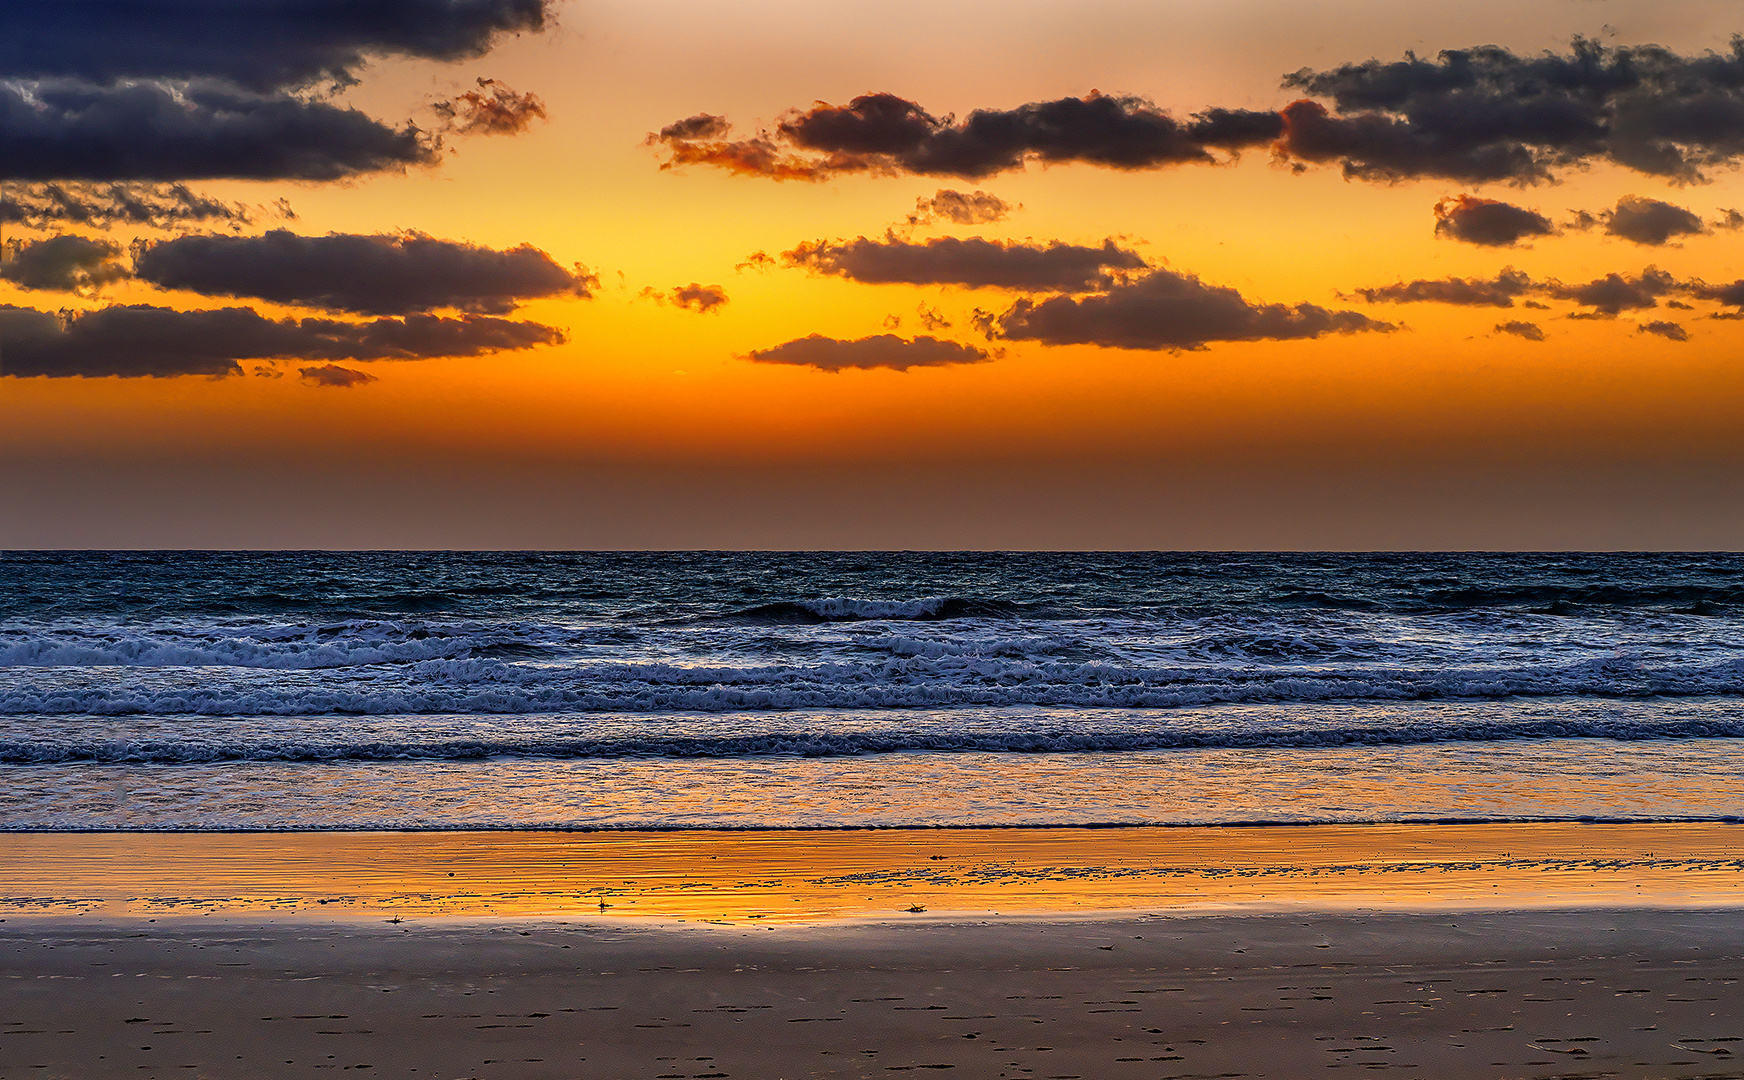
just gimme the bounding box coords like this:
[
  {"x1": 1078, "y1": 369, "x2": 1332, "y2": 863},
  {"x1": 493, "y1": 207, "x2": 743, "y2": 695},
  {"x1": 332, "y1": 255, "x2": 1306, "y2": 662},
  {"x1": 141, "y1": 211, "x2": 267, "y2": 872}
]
[{"x1": 6, "y1": 0, "x2": 1744, "y2": 548}]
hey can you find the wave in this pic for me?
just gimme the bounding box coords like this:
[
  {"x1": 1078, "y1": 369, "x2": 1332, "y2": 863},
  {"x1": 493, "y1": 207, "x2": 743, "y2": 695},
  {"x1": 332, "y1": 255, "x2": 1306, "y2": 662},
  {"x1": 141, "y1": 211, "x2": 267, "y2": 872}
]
[
  {"x1": 7, "y1": 715, "x2": 1744, "y2": 763},
  {"x1": 721, "y1": 596, "x2": 1033, "y2": 623}
]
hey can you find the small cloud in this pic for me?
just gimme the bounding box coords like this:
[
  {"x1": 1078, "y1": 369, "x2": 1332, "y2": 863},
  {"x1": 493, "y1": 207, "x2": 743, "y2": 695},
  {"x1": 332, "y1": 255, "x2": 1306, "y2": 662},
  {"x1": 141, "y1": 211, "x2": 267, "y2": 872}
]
[
  {"x1": 782, "y1": 234, "x2": 1148, "y2": 293},
  {"x1": 1717, "y1": 209, "x2": 1744, "y2": 231},
  {"x1": 1636, "y1": 320, "x2": 1689, "y2": 341},
  {"x1": 907, "y1": 189, "x2": 1016, "y2": 226},
  {"x1": 299, "y1": 364, "x2": 378, "y2": 387},
  {"x1": 670, "y1": 282, "x2": 728, "y2": 313},
  {"x1": 1353, "y1": 269, "x2": 1534, "y2": 308},
  {"x1": 916, "y1": 303, "x2": 951, "y2": 331},
  {"x1": 1433, "y1": 194, "x2": 1555, "y2": 247},
  {"x1": 1494, "y1": 320, "x2": 1545, "y2": 341},
  {"x1": 736, "y1": 250, "x2": 777, "y2": 272},
  {"x1": 433, "y1": 78, "x2": 548, "y2": 136},
  {"x1": 746, "y1": 333, "x2": 990, "y2": 372},
  {"x1": 2, "y1": 235, "x2": 130, "y2": 293},
  {"x1": 882, "y1": 313, "x2": 902, "y2": 329}
]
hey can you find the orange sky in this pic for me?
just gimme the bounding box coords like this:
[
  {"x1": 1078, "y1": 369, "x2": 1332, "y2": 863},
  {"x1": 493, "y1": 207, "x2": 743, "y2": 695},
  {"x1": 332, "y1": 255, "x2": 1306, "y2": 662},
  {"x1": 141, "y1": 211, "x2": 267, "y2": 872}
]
[{"x1": 6, "y1": 0, "x2": 1744, "y2": 548}]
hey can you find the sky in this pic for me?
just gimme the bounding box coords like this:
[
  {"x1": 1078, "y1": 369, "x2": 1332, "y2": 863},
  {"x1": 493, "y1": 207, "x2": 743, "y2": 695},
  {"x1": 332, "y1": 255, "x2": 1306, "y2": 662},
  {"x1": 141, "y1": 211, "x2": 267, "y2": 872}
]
[{"x1": 6, "y1": 0, "x2": 1744, "y2": 549}]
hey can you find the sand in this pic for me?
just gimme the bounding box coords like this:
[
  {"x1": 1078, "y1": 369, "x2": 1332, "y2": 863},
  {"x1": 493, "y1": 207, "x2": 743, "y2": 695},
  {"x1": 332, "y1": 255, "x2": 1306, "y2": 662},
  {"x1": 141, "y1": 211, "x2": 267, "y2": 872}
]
[{"x1": 3, "y1": 824, "x2": 1743, "y2": 1078}]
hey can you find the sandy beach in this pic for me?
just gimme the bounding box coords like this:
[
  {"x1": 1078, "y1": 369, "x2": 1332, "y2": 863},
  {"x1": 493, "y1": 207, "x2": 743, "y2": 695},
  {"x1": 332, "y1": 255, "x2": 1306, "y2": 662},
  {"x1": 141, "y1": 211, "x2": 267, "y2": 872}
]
[
  {"x1": 2, "y1": 824, "x2": 1743, "y2": 1077},
  {"x1": 3, "y1": 908, "x2": 1743, "y2": 1078}
]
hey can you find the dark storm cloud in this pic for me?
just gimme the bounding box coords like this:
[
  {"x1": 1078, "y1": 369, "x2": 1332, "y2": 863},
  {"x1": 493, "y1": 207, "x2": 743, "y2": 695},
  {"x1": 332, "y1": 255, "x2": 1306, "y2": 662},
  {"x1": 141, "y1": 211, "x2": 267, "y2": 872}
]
[
  {"x1": 747, "y1": 333, "x2": 990, "y2": 371},
  {"x1": 990, "y1": 268, "x2": 1393, "y2": 351},
  {"x1": 1279, "y1": 37, "x2": 1744, "y2": 183},
  {"x1": 782, "y1": 235, "x2": 1148, "y2": 292},
  {"x1": 0, "y1": 303, "x2": 562, "y2": 378},
  {"x1": 0, "y1": 235, "x2": 130, "y2": 292},
  {"x1": 908, "y1": 189, "x2": 1014, "y2": 226},
  {"x1": 0, "y1": 1, "x2": 549, "y2": 92},
  {"x1": 1433, "y1": 194, "x2": 1555, "y2": 246},
  {"x1": 132, "y1": 230, "x2": 594, "y2": 315},
  {"x1": 651, "y1": 92, "x2": 1284, "y2": 181},
  {"x1": 434, "y1": 78, "x2": 547, "y2": 136},
  {"x1": 0, "y1": 78, "x2": 436, "y2": 182},
  {"x1": 1638, "y1": 320, "x2": 1690, "y2": 340},
  {"x1": 668, "y1": 283, "x2": 729, "y2": 312},
  {"x1": 1353, "y1": 269, "x2": 1536, "y2": 307},
  {"x1": 1495, "y1": 320, "x2": 1546, "y2": 340},
  {"x1": 299, "y1": 364, "x2": 378, "y2": 387},
  {"x1": 1601, "y1": 195, "x2": 1706, "y2": 245},
  {"x1": 0, "y1": 182, "x2": 267, "y2": 230}
]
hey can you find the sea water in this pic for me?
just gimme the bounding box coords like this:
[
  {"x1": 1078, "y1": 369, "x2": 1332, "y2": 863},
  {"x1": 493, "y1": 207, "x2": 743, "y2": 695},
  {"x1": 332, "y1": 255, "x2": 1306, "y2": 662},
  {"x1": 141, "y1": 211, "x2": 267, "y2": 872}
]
[{"x1": 2, "y1": 551, "x2": 1741, "y2": 830}]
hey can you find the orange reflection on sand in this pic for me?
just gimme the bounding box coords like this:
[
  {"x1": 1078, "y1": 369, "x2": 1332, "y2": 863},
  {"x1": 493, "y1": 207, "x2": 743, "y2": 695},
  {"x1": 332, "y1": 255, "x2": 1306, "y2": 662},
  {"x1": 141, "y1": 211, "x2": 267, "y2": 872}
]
[{"x1": 3, "y1": 823, "x2": 1741, "y2": 923}]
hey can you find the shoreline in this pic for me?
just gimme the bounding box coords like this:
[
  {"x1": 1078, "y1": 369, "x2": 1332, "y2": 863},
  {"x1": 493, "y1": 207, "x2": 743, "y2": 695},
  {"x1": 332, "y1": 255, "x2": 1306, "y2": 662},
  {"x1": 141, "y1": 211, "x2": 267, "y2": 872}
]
[{"x1": 5, "y1": 820, "x2": 1742, "y2": 923}]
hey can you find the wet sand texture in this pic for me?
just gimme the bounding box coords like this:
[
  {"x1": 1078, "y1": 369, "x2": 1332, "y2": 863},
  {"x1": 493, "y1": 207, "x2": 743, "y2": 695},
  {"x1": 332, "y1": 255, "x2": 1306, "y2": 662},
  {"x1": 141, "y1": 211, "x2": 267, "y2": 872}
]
[{"x1": 3, "y1": 910, "x2": 1742, "y2": 1079}]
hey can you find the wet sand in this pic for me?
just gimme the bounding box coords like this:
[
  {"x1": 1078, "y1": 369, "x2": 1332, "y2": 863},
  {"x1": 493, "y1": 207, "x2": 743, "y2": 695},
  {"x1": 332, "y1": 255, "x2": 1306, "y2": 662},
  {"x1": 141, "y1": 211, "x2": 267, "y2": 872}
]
[
  {"x1": 3, "y1": 824, "x2": 1743, "y2": 1078},
  {"x1": 4, "y1": 822, "x2": 1743, "y2": 921}
]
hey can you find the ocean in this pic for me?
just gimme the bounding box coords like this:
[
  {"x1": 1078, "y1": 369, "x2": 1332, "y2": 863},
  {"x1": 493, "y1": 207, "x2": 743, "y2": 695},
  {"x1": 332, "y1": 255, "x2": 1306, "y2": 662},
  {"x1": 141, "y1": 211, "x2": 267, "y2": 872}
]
[{"x1": 2, "y1": 550, "x2": 1742, "y2": 831}]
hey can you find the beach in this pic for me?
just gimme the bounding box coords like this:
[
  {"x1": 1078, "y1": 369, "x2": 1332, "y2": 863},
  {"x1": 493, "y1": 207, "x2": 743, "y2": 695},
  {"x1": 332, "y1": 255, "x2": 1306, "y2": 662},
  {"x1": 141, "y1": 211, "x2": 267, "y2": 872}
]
[{"x1": 4, "y1": 824, "x2": 1744, "y2": 1078}]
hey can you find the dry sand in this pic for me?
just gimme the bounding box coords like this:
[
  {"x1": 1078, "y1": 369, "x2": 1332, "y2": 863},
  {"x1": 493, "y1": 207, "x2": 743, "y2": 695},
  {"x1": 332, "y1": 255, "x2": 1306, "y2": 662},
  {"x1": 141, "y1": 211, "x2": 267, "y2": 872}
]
[
  {"x1": 3, "y1": 824, "x2": 1743, "y2": 1078},
  {"x1": 3, "y1": 910, "x2": 1743, "y2": 1079}
]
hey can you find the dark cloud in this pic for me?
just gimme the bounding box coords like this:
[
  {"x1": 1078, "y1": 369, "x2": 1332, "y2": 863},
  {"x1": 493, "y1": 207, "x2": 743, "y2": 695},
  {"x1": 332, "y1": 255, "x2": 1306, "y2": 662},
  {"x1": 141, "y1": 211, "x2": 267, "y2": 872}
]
[
  {"x1": 669, "y1": 283, "x2": 729, "y2": 313},
  {"x1": 300, "y1": 364, "x2": 378, "y2": 387},
  {"x1": 1601, "y1": 195, "x2": 1706, "y2": 245},
  {"x1": 1638, "y1": 320, "x2": 1690, "y2": 341},
  {"x1": 0, "y1": 182, "x2": 270, "y2": 230},
  {"x1": 1280, "y1": 38, "x2": 1744, "y2": 183},
  {"x1": 1495, "y1": 320, "x2": 1546, "y2": 341},
  {"x1": 1, "y1": 235, "x2": 130, "y2": 293},
  {"x1": 651, "y1": 92, "x2": 1283, "y2": 181},
  {"x1": 908, "y1": 189, "x2": 1015, "y2": 226},
  {"x1": 1355, "y1": 267, "x2": 1689, "y2": 316},
  {"x1": 782, "y1": 235, "x2": 1148, "y2": 292},
  {"x1": 746, "y1": 333, "x2": 990, "y2": 372},
  {"x1": 133, "y1": 230, "x2": 593, "y2": 315},
  {"x1": 916, "y1": 303, "x2": 951, "y2": 331},
  {"x1": 1688, "y1": 278, "x2": 1744, "y2": 307},
  {"x1": 1543, "y1": 268, "x2": 1681, "y2": 315},
  {"x1": 1353, "y1": 269, "x2": 1535, "y2": 307},
  {"x1": 991, "y1": 268, "x2": 1393, "y2": 351},
  {"x1": 1433, "y1": 194, "x2": 1555, "y2": 246},
  {"x1": 434, "y1": 78, "x2": 546, "y2": 136},
  {"x1": 0, "y1": 1, "x2": 548, "y2": 92},
  {"x1": 0, "y1": 78, "x2": 437, "y2": 182},
  {"x1": 0, "y1": 303, "x2": 562, "y2": 378}
]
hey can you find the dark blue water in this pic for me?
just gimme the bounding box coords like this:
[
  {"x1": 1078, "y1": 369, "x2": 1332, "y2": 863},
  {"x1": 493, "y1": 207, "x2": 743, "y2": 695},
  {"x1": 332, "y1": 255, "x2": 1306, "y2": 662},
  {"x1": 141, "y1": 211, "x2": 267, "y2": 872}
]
[{"x1": 1, "y1": 551, "x2": 1741, "y2": 829}]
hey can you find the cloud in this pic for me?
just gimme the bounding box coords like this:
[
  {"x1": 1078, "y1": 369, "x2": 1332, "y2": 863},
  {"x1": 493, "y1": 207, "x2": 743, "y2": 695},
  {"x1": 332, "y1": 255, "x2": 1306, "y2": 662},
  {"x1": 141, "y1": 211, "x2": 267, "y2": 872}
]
[
  {"x1": 0, "y1": 303, "x2": 562, "y2": 378},
  {"x1": 916, "y1": 304, "x2": 951, "y2": 331},
  {"x1": 1543, "y1": 268, "x2": 1681, "y2": 315},
  {"x1": 1433, "y1": 195, "x2": 1555, "y2": 246},
  {"x1": 746, "y1": 333, "x2": 990, "y2": 371},
  {"x1": 1, "y1": 236, "x2": 131, "y2": 293},
  {"x1": 782, "y1": 235, "x2": 1148, "y2": 292},
  {"x1": 1600, "y1": 195, "x2": 1706, "y2": 245},
  {"x1": 651, "y1": 92, "x2": 1283, "y2": 181},
  {"x1": 132, "y1": 230, "x2": 593, "y2": 315},
  {"x1": 0, "y1": 182, "x2": 268, "y2": 230},
  {"x1": 1494, "y1": 320, "x2": 1546, "y2": 341},
  {"x1": 990, "y1": 268, "x2": 1393, "y2": 351},
  {"x1": 1355, "y1": 267, "x2": 1688, "y2": 316},
  {"x1": 434, "y1": 78, "x2": 547, "y2": 136},
  {"x1": 299, "y1": 364, "x2": 378, "y2": 387},
  {"x1": 1638, "y1": 320, "x2": 1690, "y2": 341},
  {"x1": 1279, "y1": 37, "x2": 1744, "y2": 183},
  {"x1": 907, "y1": 189, "x2": 1015, "y2": 226},
  {"x1": 1353, "y1": 269, "x2": 1535, "y2": 307},
  {"x1": 669, "y1": 283, "x2": 729, "y2": 312},
  {"x1": 0, "y1": 78, "x2": 437, "y2": 182},
  {"x1": 0, "y1": 0, "x2": 549, "y2": 92}
]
